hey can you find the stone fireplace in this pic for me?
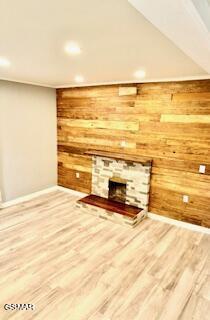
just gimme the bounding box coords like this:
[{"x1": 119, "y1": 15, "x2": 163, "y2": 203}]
[
  {"x1": 92, "y1": 155, "x2": 151, "y2": 210},
  {"x1": 77, "y1": 151, "x2": 152, "y2": 227}
]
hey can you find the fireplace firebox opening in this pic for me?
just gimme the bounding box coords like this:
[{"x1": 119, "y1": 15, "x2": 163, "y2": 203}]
[{"x1": 108, "y1": 177, "x2": 127, "y2": 203}]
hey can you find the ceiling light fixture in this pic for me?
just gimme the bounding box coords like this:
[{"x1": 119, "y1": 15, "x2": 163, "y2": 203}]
[
  {"x1": 0, "y1": 57, "x2": 10, "y2": 67},
  {"x1": 134, "y1": 69, "x2": 146, "y2": 79},
  {"x1": 65, "y1": 42, "x2": 81, "y2": 55},
  {"x1": 75, "y1": 75, "x2": 84, "y2": 83}
]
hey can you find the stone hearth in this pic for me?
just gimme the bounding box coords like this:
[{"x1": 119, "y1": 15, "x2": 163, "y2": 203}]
[{"x1": 77, "y1": 195, "x2": 146, "y2": 228}]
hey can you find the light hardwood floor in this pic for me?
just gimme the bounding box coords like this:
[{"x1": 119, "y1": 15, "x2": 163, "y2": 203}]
[{"x1": 0, "y1": 190, "x2": 209, "y2": 320}]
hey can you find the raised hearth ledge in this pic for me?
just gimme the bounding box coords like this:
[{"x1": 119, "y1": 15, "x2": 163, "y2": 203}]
[
  {"x1": 85, "y1": 150, "x2": 152, "y2": 165},
  {"x1": 77, "y1": 194, "x2": 147, "y2": 228},
  {"x1": 78, "y1": 194, "x2": 143, "y2": 218}
]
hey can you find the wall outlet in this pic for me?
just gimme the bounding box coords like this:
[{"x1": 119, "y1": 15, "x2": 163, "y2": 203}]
[
  {"x1": 199, "y1": 164, "x2": 206, "y2": 174},
  {"x1": 183, "y1": 195, "x2": 189, "y2": 203},
  {"x1": 76, "y1": 172, "x2": 80, "y2": 179},
  {"x1": 120, "y1": 141, "x2": 126, "y2": 147}
]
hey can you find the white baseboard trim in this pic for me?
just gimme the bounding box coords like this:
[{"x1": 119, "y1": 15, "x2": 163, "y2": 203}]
[
  {"x1": 0, "y1": 186, "x2": 58, "y2": 209},
  {"x1": 148, "y1": 212, "x2": 210, "y2": 235},
  {"x1": 57, "y1": 186, "x2": 87, "y2": 198},
  {"x1": 0, "y1": 185, "x2": 86, "y2": 209}
]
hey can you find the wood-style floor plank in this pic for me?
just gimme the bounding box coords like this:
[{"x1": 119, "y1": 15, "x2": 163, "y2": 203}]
[{"x1": 0, "y1": 190, "x2": 209, "y2": 320}]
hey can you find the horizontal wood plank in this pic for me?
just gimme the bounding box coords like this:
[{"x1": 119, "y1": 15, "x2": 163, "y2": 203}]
[
  {"x1": 58, "y1": 119, "x2": 139, "y2": 131},
  {"x1": 57, "y1": 80, "x2": 210, "y2": 226},
  {"x1": 161, "y1": 114, "x2": 210, "y2": 123},
  {"x1": 119, "y1": 86, "x2": 137, "y2": 96}
]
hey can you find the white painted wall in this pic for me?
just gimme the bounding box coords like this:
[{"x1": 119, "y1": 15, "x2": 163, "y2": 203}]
[{"x1": 0, "y1": 80, "x2": 57, "y2": 202}]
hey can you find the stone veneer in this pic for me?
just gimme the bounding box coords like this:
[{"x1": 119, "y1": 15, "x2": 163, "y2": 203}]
[
  {"x1": 92, "y1": 156, "x2": 151, "y2": 211},
  {"x1": 77, "y1": 201, "x2": 147, "y2": 228}
]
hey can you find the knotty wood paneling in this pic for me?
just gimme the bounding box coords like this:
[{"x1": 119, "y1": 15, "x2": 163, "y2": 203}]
[{"x1": 57, "y1": 80, "x2": 210, "y2": 227}]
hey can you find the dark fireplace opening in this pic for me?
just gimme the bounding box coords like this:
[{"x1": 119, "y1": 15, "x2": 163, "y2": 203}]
[{"x1": 108, "y1": 177, "x2": 126, "y2": 203}]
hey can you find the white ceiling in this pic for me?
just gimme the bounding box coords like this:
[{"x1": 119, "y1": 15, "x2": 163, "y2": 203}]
[
  {"x1": 192, "y1": 0, "x2": 210, "y2": 31},
  {"x1": 0, "y1": 0, "x2": 208, "y2": 88},
  {"x1": 129, "y1": 0, "x2": 210, "y2": 74}
]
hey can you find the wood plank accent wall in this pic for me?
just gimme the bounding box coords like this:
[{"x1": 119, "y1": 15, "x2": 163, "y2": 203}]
[{"x1": 57, "y1": 80, "x2": 210, "y2": 227}]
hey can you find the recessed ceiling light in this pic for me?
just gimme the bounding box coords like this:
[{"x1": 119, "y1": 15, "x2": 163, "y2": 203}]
[
  {"x1": 75, "y1": 75, "x2": 84, "y2": 83},
  {"x1": 134, "y1": 70, "x2": 146, "y2": 79},
  {"x1": 0, "y1": 57, "x2": 10, "y2": 67},
  {"x1": 65, "y1": 42, "x2": 81, "y2": 55}
]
